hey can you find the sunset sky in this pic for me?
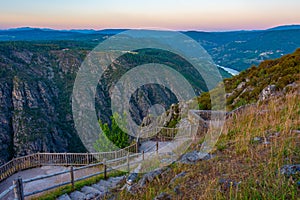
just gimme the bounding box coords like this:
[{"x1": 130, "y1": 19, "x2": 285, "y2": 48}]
[{"x1": 1, "y1": 0, "x2": 300, "y2": 31}]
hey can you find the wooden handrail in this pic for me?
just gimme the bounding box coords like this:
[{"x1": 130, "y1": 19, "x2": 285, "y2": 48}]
[
  {"x1": 0, "y1": 143, "x2": 138, "y2": 183},
  {"x1": 0, "y1": 150, "x2": 142, "y2": 199},
  {"x1": 22, "y1": 153, "x2": 143, "y2": 198},
  {"x1": 0, "y1": 126, "x2": 195, "y2": 199}
]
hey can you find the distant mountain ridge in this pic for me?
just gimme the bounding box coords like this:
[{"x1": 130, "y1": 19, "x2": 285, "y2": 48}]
[
  {"x1": 3, "y1": 24, "x2": 300, "y2": 33},
  {"x1": 267, "y1": 24, "x2": 300, "y2": 31},
  {"x1": 1, "y1": 25, "x2": 300, "y2": 72},
  {"x1": 2, "y1": 27, "x2": 128, "y2": 35}
]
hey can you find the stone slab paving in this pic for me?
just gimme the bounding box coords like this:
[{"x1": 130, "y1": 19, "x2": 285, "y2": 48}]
[{"x1": 57, "y1": 176, "x2": 125, "y2": 200}]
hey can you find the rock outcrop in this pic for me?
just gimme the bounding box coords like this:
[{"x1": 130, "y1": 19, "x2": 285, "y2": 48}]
[
  {"x1": 259, "y1": 85, "x2": 277, "y2": 101},
  {"x1": 0, "y1": 44, "x2": 88, "y2": 164}
]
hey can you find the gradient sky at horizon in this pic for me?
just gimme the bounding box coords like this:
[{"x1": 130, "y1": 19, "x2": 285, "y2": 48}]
[{"x1": 1, "y1": 0, "x2": 300, "y2": 31}]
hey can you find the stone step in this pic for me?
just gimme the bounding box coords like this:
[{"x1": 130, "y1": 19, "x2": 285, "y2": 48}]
[
  {"x1": 110, "y1": 176, "x2": 125, "y2": 182},
  {"x1": 91, "y1": 183, "x2": 109, "y2": 193},
  {"x1": 107, "y1": 176, "x2": 125, "y2": 187},
  {"x1": 57, "y1": 194, "x2": 71, "y2": 200},
  {"x1": 98, "y1": 179, "x2": 112, "y2": 188},
  {"x1": 69, "y1": 191, "x2": 86, "y2": 200},
  {"x1": 57, "y1": 176, "x2": 125, "y2": 200},
  {"x1": 81, "y1": 186, "x2": 102, "y2": 199}
]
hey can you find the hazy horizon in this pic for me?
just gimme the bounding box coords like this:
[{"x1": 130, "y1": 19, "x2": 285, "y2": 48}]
[
  {"x1": 1, "y1": 0, "x2": 300, "y2": 31},
  {"x1": 2, "y1": 24, "x2": 300, "y2": 32}
]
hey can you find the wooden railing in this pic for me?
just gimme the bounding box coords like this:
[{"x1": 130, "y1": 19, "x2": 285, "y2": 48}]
[
  {"x1": 0, "y1": 152, "x2": 145, "y2": 200},
  {"x1": 0, "y1": 125, "x2": 179, "y2": 181},
  {"x1": 0, "y1": 125, "x2": 185, "y2": 185},
  {"x1": 0, "y1": 143, "x2": 137, "y2": 183},
  {"x1": 0, "y1": 125, "x2": 199, "y2": 199},
  {"x1": 138, "y1": 126, "x2": 193, "y2": 143}
]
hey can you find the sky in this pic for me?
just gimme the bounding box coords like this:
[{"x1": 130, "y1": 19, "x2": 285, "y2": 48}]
[{"x1": 1, "y1": 0, "x2": 300, "y2": 31}]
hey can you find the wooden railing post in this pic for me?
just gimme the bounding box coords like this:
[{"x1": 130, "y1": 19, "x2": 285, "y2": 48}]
[
  {"x1": 13, "y1": 179, "x2": 18, "y2": 199},
  {"x1": 103, "y1": 159, "x2": 107, "y2": 180},
  {"x1": 12, "y1": 158, "x2": 16, "y2": 174},
  {"x1": 13, "y1": 176, "x2": 24, "y2": 200},
  {"x1": 136, "y1": 141, "x2": 139, "y2": 153},
  {"x1": 64, "y1": 152, "x2": 68, "y2": 165},
  {"x1": 86, "y1": 153, "x2": 89, "y2": 165},
  {"x1": 127, "y1": 152, "x2": 130, "y2": 173},
  {"x1": 142, "y1": 150, "x2": 145, "y2": 161},
  {"x1": 70, "y1": 166, "x2": 74, "y2": 191},
  {"x1": 37, "y1": 152, "x2": 41, "y2": 166}
]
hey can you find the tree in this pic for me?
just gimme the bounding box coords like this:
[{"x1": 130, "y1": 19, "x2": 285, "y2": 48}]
[{"x1": 94, "y1": 113, "x2": 130, "y2": 152}]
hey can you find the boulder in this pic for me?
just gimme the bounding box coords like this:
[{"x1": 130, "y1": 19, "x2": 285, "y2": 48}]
[
  {"x1": 126, "y1": 173, "x2": 138, "y2": 185},
  {"x1": 179, "y1": 151, "x2": 213, "y2": 164},
  {"x1": 139, "y1": 168, "x2": 166, "y2": 187},
  {"x1": 259, "y1": 85, "x2": 277, "y2": 101},
  {"x1": 237, "y1": 82, "x2": 246, "y2": 90}
]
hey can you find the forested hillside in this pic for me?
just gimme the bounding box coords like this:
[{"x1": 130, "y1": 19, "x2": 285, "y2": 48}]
[{"x1": 198, "y1": 48, "x2": 300, "y2": 110}]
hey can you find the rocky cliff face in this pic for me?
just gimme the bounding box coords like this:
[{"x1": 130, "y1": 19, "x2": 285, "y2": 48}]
[
  {"x1": 0, "y1": 82, "x2": 13, "y2": 164},
  {"x1": 0, "y1": 43, "x2": 208, "y2": 165},
  {"x1": 0, "y1": 42, "x2": 87, "y2": 164}
]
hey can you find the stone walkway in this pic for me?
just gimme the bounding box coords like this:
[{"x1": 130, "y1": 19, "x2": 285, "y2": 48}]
[
  {"x1": 57, "y1": 176, "x2": 125, "y2": 200},
  {"x1": 139, "y1": 138, "x2": 192, "y2": 154},
  {"x1": 0, "y1": 141, "x2": 184, "y2": 200},
  {"x1": 0, "y1": 166, "x2": 100, "y2": 200},
  {"x1": 56, "y1": 141, "x2": 179, "y2": 200},
  {"x1": 139, "y1": 140, "x2": 171, "y2": 153}
]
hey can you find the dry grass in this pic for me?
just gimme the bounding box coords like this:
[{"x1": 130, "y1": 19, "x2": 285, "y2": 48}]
[{"x1": 117, "y1": 89, "x2": 300, "y2": 200}]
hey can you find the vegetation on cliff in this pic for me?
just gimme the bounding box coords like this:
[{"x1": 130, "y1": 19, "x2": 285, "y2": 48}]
[
  {"x1": 118, "y1": 75, "x2": 300, "y2": 200},
  {"x1": 94, "y1": 113, "x2": 130, "y2": 152},
  {"x1": 198, "y1": 48, "x2": 300, "y2": 111},
  {"x1": 116, "y1": 49, "x2": 300, "y2": 199}
]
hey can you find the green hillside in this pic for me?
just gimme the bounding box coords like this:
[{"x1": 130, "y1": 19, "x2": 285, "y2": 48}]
[{"x1": 198, "y1": 48, "x2": 300, "y2": 111}]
